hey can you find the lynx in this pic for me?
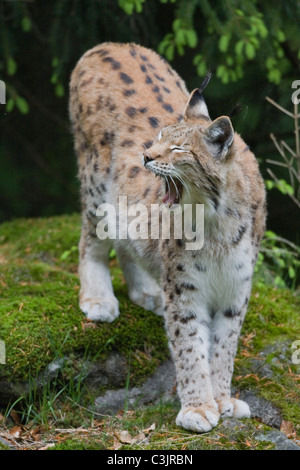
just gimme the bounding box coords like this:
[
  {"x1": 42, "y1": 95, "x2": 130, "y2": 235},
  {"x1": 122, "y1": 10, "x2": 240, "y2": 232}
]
[{"x1": 69, "y1": 42, "x2": 266, "y2": 432}]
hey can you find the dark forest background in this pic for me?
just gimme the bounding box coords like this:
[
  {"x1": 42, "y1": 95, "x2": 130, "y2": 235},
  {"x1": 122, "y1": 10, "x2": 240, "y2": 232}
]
[{"x1": 0, "y1": 0, "x2": 299, "y2": 247}]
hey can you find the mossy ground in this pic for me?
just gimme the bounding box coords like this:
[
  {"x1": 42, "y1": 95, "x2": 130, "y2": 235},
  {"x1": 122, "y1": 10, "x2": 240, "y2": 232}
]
[
  {"x1": 0, "y1": 214, "x2": 299, "y2": 450},
  {"x1": 0, "y1": 214, "x2": 167, "y2": 384}
]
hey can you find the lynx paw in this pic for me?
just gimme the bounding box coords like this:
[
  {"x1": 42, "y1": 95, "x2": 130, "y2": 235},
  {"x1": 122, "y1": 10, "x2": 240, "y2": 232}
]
[
  {"x1": 176, "y1": 404, "x2": 220, "y2": 433},
  {"x1": 216, "y1": 398, "x2": 251, "y2": 419},
  {"x1": 80, "y1": 297, "x2": 119, "y2": 323},
  {"x1": 129, "y1": 289, "x2": 164, "y2": 316}
]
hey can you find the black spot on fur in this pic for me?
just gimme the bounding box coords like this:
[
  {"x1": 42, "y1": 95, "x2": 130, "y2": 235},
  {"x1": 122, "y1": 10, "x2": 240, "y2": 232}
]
[
  {"x1": 223, "y1": 308, "x2": 241, "y2": 318},
  {"x1": 143, "y1": 187, "x2": 151, "y2": 198},
  {"x1": 195, "y1": 263, "x2": 207, "y2": 272},
  {"x1": 148, "y1": 117, "x2": 159, "y2": 128},
  {"x1": 145, "y1": 75, "x2": 153, "y2": 84},
  {"x1": 80, "y1": 77, "x2": 94, "y2": 87},
  {"x1": 139, "y1": 107, "x2": 148, "y2": 113},
  {"x1": 189, "y1": 330, "x2": 197, "y2": 337},
  {"x1": 180, "y1": 311, "x2": 196, "y2": 324},
  {"x1": 175, "y1": 285, "x2": 181, "y2": 295},
  {"x1": 175, "y1": 328, "x2": 180, "y2": 337},
  {"x1": 176, "y1": 264, "x2": 184, "y2": 271},
  {"x1": 232, "y1": 225, "x2": 247, "y2": 245},
  {"x1": 102, "y1": 56, "x2": 121, "y2": 70},
  {"x1": 181, "y1": 282, "x2": 196, "y2": 290},
  {"x1": 129, "y1": 166, "x2": 141, "y2": 178},
  {"x1": 120, "y1": 72, "x2": 134, "y2": 84},
  {"x1": 163, "y1": 86, "x2": 171, "y2": 94},
  {"x1": 140, "y1": 54, "x2": 148, "y2": 61},
  {"x1": 126, "y1": 106, "x2": 137, "y2": 118},
  {"x1": 211, "y1": 197, "x2": 219, "y2": 211},
  {"x1": 100, "y1": 131, "x2": 115, "y2": 146},
  {"x1": 162, "y1": 103, "x2": 174, "y2": 113},
  {"x1": 143, "y1": 140, "x2": 153, "y2": 149},
  {"x1": 121, "y1": 140, "x2": 135, "y2": 147},
  {"x1": 140, "y1": 64, "x2": 147, "y2": 72},
  {"x1": 86, "y1": 48, "x2": 109, "y2": 58},
  {"x1": 152, "y1": 85, "x2": 160, "y2": 93},
  {"x1": 123, "y1": 89, "x2": 136, "y2": 97},
  {"x1": 154, "y1": 74, "x2": 165, "y2": 82}
]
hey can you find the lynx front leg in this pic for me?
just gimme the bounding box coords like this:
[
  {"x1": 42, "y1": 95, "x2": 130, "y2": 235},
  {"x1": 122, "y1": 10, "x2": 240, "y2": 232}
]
[
  {"x1": 210, "y1": 306, "x2": 250, "y2": 419},
  {"x1": 116, "y1": 244, "x2": 164, "y2": 316},
  {"x1": 165, "y1": 306, "x2": 220, "y2": 433},
  {"x1": 79, "y1": 222, "x2": 119, "y2": 323}
]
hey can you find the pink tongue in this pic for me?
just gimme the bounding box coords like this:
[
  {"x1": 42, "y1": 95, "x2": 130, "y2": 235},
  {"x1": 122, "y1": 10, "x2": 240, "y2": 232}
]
[{"x1": 163, "y1": 188, "x2": 177, "y2": 205}]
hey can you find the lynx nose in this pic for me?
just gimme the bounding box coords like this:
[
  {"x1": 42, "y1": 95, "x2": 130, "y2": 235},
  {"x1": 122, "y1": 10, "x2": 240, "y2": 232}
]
[{"x1": 143, "y1": 151, "x2": 153, "y2": 166}]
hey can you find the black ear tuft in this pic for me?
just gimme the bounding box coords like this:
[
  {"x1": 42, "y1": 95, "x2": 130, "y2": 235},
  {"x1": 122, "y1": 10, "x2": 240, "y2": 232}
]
[
  {"x1": 204, "y1": 116, "x2": 234, "y2": 159},
  {"x1": 229, "y1": 103, "x2": 242, "y2": 119},
  {"x1": 184, "y1": 72, "x2": 212, "y2": 121},
  {"x1": 198, "y1": 72, "x2": 213, "y2": 94}
]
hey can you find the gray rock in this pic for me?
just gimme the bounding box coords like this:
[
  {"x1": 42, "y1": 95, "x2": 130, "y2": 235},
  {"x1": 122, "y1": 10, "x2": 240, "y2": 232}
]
[
  {"x1": 0, "y1": 380, "x2": 28, "y2": 407},
  {"x1": 0, "y1": 435, "x2": 16, "y2": 450},
  {"x1": 39, "y1": 358, "x2": 65, "y2": 384},
  {"x1": 256, "y1": 431, "x2": 300, "y2": 450},
  {"x1": 94, "y1": 360, "x2": 177, "y2": 415},
  {"x1": 239, "y1": 390, "x2": 282, "y2": 428},
  {"x1": 85, "y1": 352, "x2": 128, "y2": 389}
]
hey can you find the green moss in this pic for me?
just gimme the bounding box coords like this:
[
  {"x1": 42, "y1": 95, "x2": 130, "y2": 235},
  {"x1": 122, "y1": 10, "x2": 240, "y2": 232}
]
[
  {"x1": 50, "y1": 437, "x2": 110, "y2": 451},
  {"x1": 0, "y1": 215, "x2": 168, "y2": 385}
]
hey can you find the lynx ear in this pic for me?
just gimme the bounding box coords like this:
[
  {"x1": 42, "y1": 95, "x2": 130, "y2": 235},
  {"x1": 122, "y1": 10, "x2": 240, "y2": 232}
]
[
  {"x1": 184, "y1": 73, "x2": 212, "y2": 120},
  {"x1": 204, "y1": 116, "x2": 234, "y2": 159}
]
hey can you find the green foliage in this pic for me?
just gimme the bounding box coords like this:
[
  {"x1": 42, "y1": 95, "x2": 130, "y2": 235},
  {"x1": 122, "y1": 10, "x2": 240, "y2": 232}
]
[
  {"x1": 157, "y1": 0, "x2": 299, "y2": 84},
  {"x1": 118, "y1": 0, "x2": 146, "y2": 15},
  {"x1": 265, "y1": 179, "x2": 294, "y2": 197},
  {"x1": 256, "y1": 231, "x2": 300, "y2": 289}
]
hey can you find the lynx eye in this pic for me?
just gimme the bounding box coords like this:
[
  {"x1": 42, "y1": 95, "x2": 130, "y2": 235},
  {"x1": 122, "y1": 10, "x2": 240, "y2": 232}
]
[{"x1": 170, "y1": 145, "x2": 186, "y2": 153}]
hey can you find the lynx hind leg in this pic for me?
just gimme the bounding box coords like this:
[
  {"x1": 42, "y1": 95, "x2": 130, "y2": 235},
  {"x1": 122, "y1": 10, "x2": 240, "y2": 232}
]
[
  {"x1": 116, "y1": 245, "x2": 164, "y2": 316},
  {"x1": 79, "y1": 225, "x2": 119, "y2": 323}
]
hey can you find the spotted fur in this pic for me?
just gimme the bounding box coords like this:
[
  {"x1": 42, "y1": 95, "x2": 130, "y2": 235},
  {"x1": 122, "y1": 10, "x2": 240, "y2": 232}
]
[{"x1": 69, "y1": 42, "x2": 266, "y2": 433}]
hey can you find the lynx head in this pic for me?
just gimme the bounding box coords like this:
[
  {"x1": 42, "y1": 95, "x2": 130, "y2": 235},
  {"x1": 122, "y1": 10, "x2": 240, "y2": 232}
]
[{"x1": 143, "y1": 74, "x2": 234, "y2": 211}]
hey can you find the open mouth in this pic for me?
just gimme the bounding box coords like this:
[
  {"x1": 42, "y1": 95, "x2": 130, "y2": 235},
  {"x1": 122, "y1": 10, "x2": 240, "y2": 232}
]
[
  {"x1": 162, "y1": 175, "x2": 183, "y2": 206},
  {"x1": 144, "y1": 160, "x2": 184, "y2": 206}
]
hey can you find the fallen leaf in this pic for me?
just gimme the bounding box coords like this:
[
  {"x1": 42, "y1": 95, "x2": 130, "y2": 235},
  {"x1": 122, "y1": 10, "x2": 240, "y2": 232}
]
[
  {"x1": 38, "y1": 443, "x2": 55, "y2": 450},
  {"x1": 10, "y1": 409, "x2": 21, "y2": 425},
  {"x1": 132, "y1": 432, "x2": 146, "y2": 442},
  {"x1": 114, "y1": 430, "x2": 135, "y2": 444},
  {"x1": 107, "y1": 436, "x2": 122, "y2": 450},
  {"x1": 9, "y1": 426, "x2": 22, "y2": 438},
  {"x1": 143, "y1": 423, "x2": 156, "y2": 435}
]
